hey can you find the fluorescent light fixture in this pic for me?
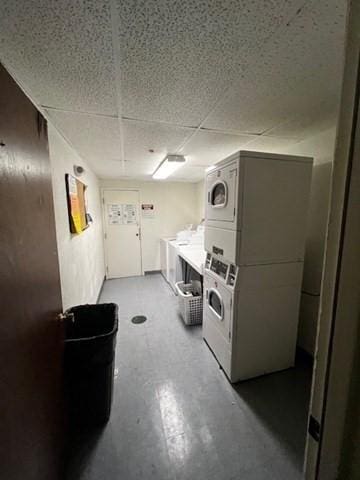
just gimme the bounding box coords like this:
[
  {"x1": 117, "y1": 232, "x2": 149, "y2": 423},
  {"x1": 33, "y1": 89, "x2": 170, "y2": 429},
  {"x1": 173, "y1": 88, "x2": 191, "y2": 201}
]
[{"x1": 152, "y1": 155, "x2": 186, "y2": 180}]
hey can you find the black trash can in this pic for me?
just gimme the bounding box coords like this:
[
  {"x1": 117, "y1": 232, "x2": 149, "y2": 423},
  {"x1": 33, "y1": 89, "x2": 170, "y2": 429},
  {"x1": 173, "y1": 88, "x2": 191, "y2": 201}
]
[{"x1": 64, "y1": 303, "x2": 118, "y2": 425}]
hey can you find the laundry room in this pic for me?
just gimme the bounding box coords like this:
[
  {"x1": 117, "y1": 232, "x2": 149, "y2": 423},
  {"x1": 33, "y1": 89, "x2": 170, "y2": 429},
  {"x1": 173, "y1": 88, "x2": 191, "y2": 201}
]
[{"x1": 2, "y1": 2, "x2": 359, "y2": 480}]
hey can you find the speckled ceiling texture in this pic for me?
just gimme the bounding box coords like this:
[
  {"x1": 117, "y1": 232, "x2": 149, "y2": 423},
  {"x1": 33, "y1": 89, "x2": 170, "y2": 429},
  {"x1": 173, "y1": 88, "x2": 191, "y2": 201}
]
[
  {"x1": 0, "y1": 0, "x2": 347, "y2": 180},
  {"x1": 203, "y1": 1, "x2": 346, "y2": 135},
  {"x1": 116, "y1": 0, "x2": 309, "y2": 126},
  {"x1": 0, "y1": 1, "x2": 116, "y2": 115}
]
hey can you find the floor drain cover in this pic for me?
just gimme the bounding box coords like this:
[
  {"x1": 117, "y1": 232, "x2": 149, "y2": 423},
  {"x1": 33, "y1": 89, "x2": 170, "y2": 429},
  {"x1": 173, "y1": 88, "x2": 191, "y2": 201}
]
[{"x1": 131, "y1": 315, "x2": 147, "y2": 325}]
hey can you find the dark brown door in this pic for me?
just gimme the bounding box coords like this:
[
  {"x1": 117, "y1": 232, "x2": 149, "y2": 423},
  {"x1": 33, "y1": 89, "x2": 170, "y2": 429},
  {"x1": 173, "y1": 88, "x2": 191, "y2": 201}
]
[{"x1": 0, "y1": 64, "x2": 64, "y2": 480}]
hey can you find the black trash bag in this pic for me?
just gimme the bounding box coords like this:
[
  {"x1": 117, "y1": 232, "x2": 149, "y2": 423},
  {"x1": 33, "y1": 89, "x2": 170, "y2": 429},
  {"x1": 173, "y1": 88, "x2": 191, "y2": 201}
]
[{"x1": 64, "y1": 303, "x2": 118, "y2": 425}]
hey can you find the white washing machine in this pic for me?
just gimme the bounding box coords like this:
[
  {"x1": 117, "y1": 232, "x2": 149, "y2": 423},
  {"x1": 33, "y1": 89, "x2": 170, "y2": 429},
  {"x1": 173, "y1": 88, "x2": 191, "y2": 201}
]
[
  {"x1": 160, "y1": 237, "x2": 175, "y2": 283},
  {"x1": 202, "y1": 253, "x2": 304, "y2": 382},
  {"x1": 160, "y1": 231, "x2": 195, "y2": 289},
  {"x1": 164, "y1": 227, "x2": 205, "y2": 292},
  {"x1": 168, "y1": 239, "x2": 184, "y2": 292},
  {"x1": 205, "y1": 150, "x2": 313, "y2": 265}
]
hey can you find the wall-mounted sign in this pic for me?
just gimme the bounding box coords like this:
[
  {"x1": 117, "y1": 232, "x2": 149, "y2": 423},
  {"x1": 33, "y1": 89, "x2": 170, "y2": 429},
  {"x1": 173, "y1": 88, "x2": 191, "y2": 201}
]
[
  {"x1": 107, "y1": 204, "x2": 123, "y2": 225},
  {"x1": 123, "y1": 204, "x2": 137, "y2": 225},
  {"x1": 141, "y1": 203, "x2": 155, "y2": 219},
  {"x1": 107, "y1": 204, "x2": 138, "y2": 225}
]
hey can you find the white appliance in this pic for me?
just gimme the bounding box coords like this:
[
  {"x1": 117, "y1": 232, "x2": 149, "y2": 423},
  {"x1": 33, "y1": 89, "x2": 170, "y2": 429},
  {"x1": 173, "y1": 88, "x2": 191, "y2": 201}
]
[
  {"x1": 163, "y1": 225, "x2": 205, "y2": 292},
  {"x1": 160, "y1": 237, "x2": 184, "y2": 288},
  {"x1": 205, "y1": 151, "x2": 313, "y2": 265},
  {"x1": 203, "y1": 254, "x2": 303, "y2": 382},
  {"x1": 176, "y1": 227, "x2": 194, "y2": 243},
  {"x1": 168, "y1": 239, "x2": 184, "y2": 292},
  {"x1": 160, "y1": 237, "x2": 175, "y2": 282},
  {"x1": 203, "y1": 150, "x2": 313, "y2": 382}
]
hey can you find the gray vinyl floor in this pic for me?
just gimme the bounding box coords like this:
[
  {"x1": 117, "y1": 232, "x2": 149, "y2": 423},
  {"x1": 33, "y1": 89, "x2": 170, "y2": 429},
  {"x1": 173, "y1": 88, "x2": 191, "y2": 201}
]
[{"x1": 66, "y1": 273, "x2": 312, "y2": 480}]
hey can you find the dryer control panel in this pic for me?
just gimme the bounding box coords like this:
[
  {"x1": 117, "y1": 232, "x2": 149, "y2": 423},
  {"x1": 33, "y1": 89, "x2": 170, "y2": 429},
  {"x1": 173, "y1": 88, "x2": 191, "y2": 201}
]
[
  {"x1": 205, "y1": 253, "x2": 238, "y2": 287},
  {"x1": 210, "y1": 257, "x2": 228, "y2": 279}
]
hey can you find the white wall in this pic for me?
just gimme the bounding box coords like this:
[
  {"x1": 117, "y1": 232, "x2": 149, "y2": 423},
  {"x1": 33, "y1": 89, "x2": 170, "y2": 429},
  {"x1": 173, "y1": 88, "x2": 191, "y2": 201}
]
[
  {"x1": 48, "y1": 125, "x2": 105, "y2": 310},
  {"x1": 277, "y1": 128, "x2": 336, "y2": 355},
  {"x1": 100, "y1": 180, "x2": 201, "y2": 272},
  {"x1": 196, "y1": 179, "x2": 205, "y2": 222}
]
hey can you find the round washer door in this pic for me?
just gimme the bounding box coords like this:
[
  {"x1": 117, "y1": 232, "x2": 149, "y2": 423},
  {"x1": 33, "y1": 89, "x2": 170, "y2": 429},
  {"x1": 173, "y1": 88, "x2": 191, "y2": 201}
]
[
  {"x1": 204, "y1": 273, "x2": 232, "y2": 343},
  {"x1": 210, "y1": 180, "x2": 228, "y2": 208},
  {"x1": 208, "y1": 288, "x2": 224, "y2": 319}
]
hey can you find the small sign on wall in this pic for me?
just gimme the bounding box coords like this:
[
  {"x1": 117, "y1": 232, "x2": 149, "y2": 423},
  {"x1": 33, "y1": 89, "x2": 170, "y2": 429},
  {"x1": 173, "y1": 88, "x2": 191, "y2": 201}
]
[
  {"x1": 141, "y1": 203, "x2": 155, "y2": 219},
  {"x1": 123, "y1": 204, "x2": 137, "y2": 224},
  {"x1": 107, "y1": 204, "x2": 123, "y2": 225},
  {"x1": 107, "y1": 203, "x2": 138, "y2": 225}
]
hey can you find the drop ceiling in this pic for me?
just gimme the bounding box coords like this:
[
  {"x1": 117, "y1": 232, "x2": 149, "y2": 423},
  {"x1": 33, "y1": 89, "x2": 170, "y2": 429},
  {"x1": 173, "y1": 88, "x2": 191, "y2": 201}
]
[{"x1": 0, "y1": 0, "x2": 347, "y2": 181}]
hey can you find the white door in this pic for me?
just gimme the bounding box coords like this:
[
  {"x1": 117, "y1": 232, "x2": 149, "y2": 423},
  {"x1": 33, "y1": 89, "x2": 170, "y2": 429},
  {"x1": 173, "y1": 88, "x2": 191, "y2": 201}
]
[{"x1": 103, "y1": 189, "x2": 142, "y2": 278}]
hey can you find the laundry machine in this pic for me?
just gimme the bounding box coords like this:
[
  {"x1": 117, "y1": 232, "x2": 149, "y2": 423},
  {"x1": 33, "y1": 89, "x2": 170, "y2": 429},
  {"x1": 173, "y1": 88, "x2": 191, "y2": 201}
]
[
  {"x1": 165, "y1": 226, "x2": 205, "y2": 292},
  {"x1": 203, "y1": 253, "x2": 304, "y2": 382},
  {"x1": 168, "y1": 239, "x2": 184, "y2": 292},
  {"x1": 205, "y1": 150, "x2": 313, "y2": 265},
  {"x1": 160, "y1": 237, "x2": 175, "y2": 283},
  {"x1": 203, "y1": 150, "x2": 313, "y2": 382}
]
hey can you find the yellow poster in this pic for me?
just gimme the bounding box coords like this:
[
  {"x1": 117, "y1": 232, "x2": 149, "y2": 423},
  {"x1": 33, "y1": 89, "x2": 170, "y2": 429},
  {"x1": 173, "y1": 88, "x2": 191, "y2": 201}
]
[{"x1": 66, "y1": 174, "x2": 83, "y2": 234}]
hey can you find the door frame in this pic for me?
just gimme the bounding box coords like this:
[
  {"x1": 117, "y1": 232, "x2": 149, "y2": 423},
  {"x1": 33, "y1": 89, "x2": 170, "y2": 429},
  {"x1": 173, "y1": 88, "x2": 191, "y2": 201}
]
[
  {"x1": 304, "y1": 1, "x2": 360, "y2": 477},
  {"x1": 101, "y1": 188, "x2": 143, "y2": 278}
]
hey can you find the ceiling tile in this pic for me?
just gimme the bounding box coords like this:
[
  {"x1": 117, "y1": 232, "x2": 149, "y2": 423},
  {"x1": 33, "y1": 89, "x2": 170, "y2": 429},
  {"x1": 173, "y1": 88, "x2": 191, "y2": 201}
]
[
  {"x1": 98, "y1": 159, "x2": 205, "y2": 181},
  {"x1": 46, "y1": 110, "x2": 122, "y2": 167},
  {"x1": 281, "y1": 127, "x2": 336, "y2": 163},
  {"x1": 203, "y1": 0, "x2": 347, "y2": 136},
  {"x1": 96, "y1": 160, "x2": 159, "y2": 179},
  {"x1": 123, "y1": 120, "x2": 193, "y2": 162},
  {"x1": 0, "y1": 1, "x2": 117, "y2": 115},
  {"x1": 1, "y1": 0, "x2": 347, "y2": 182},
  {"x1": 123, "y1": 160, "x2": 160, "y2": 174},
  {"x1": 171, "y1": 165, "x2": 207, "y2": 182},
  {"x1": 243, "y1": 135, "x2": 301, "y2": 153},
  {"x1": 179, "y1": 129, "x2": 254, "y2": 166},
  {"x1": 116, "y1": 0, "x2": 307, "y2": 126},
  {"x1": 264, "y1": 106, "x2": 337, "y2": 140},
  {"x1": 92, "y1": 160, "x2": 125, "y2": 179}
]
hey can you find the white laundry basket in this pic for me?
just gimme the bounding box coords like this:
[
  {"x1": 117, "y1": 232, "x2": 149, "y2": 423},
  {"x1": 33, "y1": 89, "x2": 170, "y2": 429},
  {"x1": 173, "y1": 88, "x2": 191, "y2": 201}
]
[{"x1": 175, "y1": 281, "x2": 203, "y2": 325}]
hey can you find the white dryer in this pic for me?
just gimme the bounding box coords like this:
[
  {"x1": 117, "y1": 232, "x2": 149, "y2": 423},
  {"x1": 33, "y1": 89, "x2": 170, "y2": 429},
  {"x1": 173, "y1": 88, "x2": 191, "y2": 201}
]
[
  {"x1": 203, "y1": 253, "x2": 304, "y2": 382},
  {"x1": 205, "y1": 157, "x2": 241, "y2": 231},
  {"x1": 205, "y1": 150, "x2": 313, "y2": 265}
]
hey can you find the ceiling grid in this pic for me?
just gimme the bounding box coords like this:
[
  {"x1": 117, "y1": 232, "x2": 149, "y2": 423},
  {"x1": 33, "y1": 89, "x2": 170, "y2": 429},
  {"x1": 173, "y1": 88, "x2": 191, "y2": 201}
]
[
  {"x1": 175, "y1": 0, "x2": 310, "y2": 157},
  {"x1": 110, "y1": 0, "x2": 126, "y2": 172},
  {"x1": 0, "y1": 0, "x2": 347, "y2": 181}
]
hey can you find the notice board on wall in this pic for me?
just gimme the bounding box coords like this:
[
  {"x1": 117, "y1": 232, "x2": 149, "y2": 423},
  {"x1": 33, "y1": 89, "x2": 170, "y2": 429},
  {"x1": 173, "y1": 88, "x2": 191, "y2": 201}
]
[{"x1": 65, "y1": 174, "x2": 89, "y2": 234}]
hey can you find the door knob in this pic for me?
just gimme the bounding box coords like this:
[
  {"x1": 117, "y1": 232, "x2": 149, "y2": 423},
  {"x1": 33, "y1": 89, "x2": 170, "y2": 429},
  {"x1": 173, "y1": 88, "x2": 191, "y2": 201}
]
[{"x1": 57, "y1": 312, "x2": 74, "y2": 323}]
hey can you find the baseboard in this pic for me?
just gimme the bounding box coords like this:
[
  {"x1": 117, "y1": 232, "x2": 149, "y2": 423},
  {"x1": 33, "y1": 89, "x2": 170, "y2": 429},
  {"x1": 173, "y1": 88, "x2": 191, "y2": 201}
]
[
  {"x1": 96, "y1": 276, "x2": 106, "y2": 304},
  {"x1": 144, "y1": 270, "x2": 161, "y2": 275}
]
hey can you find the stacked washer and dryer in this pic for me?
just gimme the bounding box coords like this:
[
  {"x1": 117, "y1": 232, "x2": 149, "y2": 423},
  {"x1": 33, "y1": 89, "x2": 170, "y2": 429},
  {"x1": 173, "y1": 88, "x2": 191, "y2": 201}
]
[{"x1": 203, "y1": 150, "x2": 313, "y2": 383}]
